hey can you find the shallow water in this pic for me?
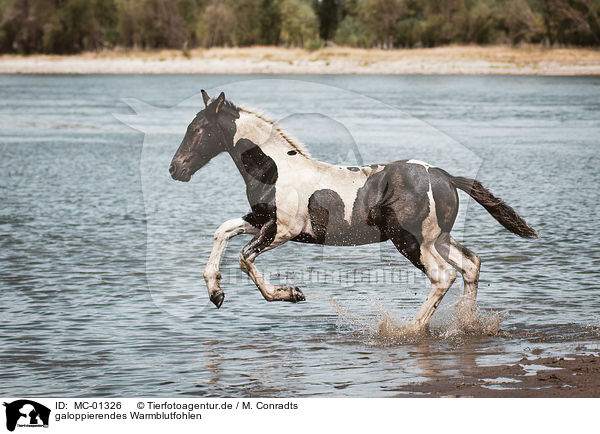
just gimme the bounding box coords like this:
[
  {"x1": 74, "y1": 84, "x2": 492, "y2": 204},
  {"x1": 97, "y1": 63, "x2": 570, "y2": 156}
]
[{"x1": 1, "y1": 74, "x2": 599, "y2": 397}]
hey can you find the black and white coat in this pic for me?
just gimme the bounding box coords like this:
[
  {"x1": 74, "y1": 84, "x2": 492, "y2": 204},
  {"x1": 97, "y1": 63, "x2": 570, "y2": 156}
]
[{"x1": 169, "y1": 91, "x2": 538, "y2": 330}]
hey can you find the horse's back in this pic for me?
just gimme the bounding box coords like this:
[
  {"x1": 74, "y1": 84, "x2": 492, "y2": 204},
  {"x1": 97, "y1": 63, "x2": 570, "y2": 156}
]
[
  {"x1": 289, "y1": 159, "x2": 458, "y2": 246},
  {"x1": 355, "y1": 160, "x2": 458, "y2": 237}
]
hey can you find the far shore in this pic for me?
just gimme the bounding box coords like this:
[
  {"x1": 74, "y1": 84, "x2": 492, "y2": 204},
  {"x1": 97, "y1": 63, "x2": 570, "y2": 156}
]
[{"x1": 1, "y1": 45, "x2": 600, "y2": 75}]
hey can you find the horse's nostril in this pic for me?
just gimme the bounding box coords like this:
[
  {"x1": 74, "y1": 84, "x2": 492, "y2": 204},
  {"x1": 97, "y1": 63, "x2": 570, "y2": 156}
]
[{"x1": 169, "y1": 163, "x2": 176, "y2": 174}]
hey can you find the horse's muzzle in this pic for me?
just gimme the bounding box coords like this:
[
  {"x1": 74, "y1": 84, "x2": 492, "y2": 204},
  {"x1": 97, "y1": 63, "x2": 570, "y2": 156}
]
[{"x1": 169, "y1": 162, "x2": 190, "y2": 182}]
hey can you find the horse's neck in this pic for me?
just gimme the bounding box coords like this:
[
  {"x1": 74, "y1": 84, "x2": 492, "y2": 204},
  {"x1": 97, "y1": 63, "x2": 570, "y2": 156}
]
[
  {"x1": 227, "y1": 110, "x2": 316, "y2": 186},
  {"x1": 232, "y1": 111, "x2": 273, "y2": 149}
]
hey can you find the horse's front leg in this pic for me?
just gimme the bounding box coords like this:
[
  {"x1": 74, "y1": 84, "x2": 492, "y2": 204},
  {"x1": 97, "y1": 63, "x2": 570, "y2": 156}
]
[
  {"x1": 239, "y1": 220, "x2": 305, "y2": 303},
  {"x1": 204, "y1": 217, "x2": 258, "y2": 308}
]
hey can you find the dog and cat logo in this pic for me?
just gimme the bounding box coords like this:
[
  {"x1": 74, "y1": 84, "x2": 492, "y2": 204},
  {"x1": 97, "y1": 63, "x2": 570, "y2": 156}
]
[{"x1": 3, "y1": 400, "x2": 50, "y2": 431}]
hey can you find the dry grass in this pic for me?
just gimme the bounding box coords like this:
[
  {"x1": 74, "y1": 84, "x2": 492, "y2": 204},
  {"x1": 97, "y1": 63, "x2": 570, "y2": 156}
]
[
  {"x1": 1, "y1": 45, "x2": 599, "y2": 74},
  {"x1": 78, "y1": 44, "x2": 600, "y2": 63}
]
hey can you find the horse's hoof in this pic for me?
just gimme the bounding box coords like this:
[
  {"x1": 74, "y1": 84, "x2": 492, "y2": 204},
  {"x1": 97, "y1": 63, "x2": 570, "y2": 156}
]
[
  {"x1": 290, "y1": 287, "x2": 305, "y2": 303},
  {"x1": 210, "y1": 291, "x2": 225, "y2": 309},
  {"x1": 406, "y1": 322, "x2": 430, "y2": 336}
]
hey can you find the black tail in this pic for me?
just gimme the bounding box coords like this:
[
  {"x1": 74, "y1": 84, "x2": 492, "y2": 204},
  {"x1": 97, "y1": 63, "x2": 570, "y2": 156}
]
[{"x1": 450, "y1": 176, "x2": 540, "y2": 239}]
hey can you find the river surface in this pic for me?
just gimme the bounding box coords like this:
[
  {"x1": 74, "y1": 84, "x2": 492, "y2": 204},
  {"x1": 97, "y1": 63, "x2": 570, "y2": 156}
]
[{"x1": 1, "y1": 74, "x2": 599, "y2": 397}]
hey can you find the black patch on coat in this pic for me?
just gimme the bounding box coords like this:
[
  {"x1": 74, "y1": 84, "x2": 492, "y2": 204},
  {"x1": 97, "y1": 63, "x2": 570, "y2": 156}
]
[
  {"x1": 291, "y1": 232, "x2": 319, "y2": 243},
  {"x1": 241, "y1": 220, "x2": 277, "y2": 259},
  {"x1": 239, "y1": 140, "x2": 278, "y2": 185},
  {"x1": 216, "y1": 104, "x2": 240, "y2": 144},
  {"x1": 243, "y1": 212, "x2": 268, "y2": 228},
  {"x1": 357, "y1": 161, "x2": 431, "y2": 237},
  {"x1": 378, "y1": 206, "x2": 425, "y2": 272},
  {"x1": 305, "y1": 189, "x2": 351, "y2": 244},
  {"x1": 358, "y1": 162, "x2": 430, "y2": 272},
  {"x1": 234, "y1": 138, "x2": 278, "y2": 228}
]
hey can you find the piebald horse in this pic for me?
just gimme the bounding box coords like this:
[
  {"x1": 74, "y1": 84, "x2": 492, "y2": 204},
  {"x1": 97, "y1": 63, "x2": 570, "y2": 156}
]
[{"x1": 169, "y1": 91, "x2": 539, "y2": 330}]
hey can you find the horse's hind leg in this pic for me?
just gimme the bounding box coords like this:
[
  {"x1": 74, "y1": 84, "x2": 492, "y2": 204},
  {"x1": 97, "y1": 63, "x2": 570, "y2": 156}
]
[
  {"x1": 204, "y1": 218, "x2": 258, "y2": 308},
  {"x1": 435, "y1": 234, "x2": 481, "y2": 315},
  {"x1": 411, "y1": 242, "x2": 457, "y2": 329},
  {"x1": 239, "y1": 220, "x2": 305, "y2": 303},
  {"x1": 382, "y1": 215, "x2": 455, "y2": 330}
]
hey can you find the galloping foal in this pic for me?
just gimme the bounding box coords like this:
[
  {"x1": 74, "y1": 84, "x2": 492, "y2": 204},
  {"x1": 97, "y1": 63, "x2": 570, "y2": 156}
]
[{"x1": 169, "y1": 91, "x2": 538, "y2": 330}]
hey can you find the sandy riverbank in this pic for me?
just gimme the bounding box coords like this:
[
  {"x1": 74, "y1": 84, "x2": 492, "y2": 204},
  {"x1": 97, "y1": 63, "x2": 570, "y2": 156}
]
[
  {"x1": 1, "y1": 45, "x2": 599, "y2": 75},
  {"x1": 396, "y1": 353, "x2": 600, "y2": 397}
]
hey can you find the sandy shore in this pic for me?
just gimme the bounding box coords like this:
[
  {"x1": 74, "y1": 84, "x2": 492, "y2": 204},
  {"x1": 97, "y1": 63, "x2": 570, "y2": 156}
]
[
  {"x1": 396, "y1": 353, "x2": 600, "y2": 397},
  {"x1": 1, "y1": 45, "x2": 599, "y2": 75}
]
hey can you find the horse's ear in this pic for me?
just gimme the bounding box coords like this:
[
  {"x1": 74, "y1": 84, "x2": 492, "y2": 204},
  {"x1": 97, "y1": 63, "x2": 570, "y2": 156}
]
[
  {"x1": 201, "y1": 89, "x2": 211, "y2": 107},
  {"x1": 215, "y1": 92, "x2": 226, "y2": 113},
  {"x1": 207, "y1": 91, "x2": 226, "y2": 115}
]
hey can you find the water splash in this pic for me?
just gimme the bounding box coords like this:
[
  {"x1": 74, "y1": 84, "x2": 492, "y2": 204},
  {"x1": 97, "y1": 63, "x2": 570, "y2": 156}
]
[
  {"x1": 373, "y1": 308, "x2": 428, "y2": 345},
  {"x1": 439, "y1": 300, "x2": 508, "y2": 339},
  {"x1": 330, "y1": 298, "x2": 430, "y2": 345},
  {"x1": 331, "y1": 297, "x2": 507, "y2": 346}
]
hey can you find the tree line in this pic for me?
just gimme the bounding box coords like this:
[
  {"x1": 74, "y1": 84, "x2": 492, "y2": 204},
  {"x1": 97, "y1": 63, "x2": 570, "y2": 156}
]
[{"x1": 0, "y1": 0, "x2": 598, "y2": 54}]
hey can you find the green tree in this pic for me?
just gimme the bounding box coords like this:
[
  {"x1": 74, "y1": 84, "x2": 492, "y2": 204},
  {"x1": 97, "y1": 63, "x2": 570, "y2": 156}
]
[
  {"x1": 230, "y1": 0, "x2": 262, "y2": 46},
  {"x1": 0, "y1": 0, "x2": 39, "y2": 53},
  {"x1": 453, "y1": 0, "x2": 499, "y2": 44},
  {"x1": 137, "y1": 0, "x2": 185, "y2": 48},
  {"x1": 176, "y1": 0, "x2": 207, "y2": 47},
  {"x1": 3, "y1": 0, "x2": 600, "y2": 53},
  {"x1": 43, "y1": 0, "x2": 118, "y2": 52},
  {"x1": 358, "y1": 0, "x2": 407, "y2": 48},
  {"x1": 541, "y1": 0, "x2": 600, "y2": 45},
  {"x1": 280, "y1": 0, "x2": 319, "y2": 46},
  {"x1": 0, "y1": 0, "x2": 118, "y2": 53},
  {"x1": 394, "y1": 0, "x2": 425, "y2": 47},
  {"x1": 197, "y1": 0, "x2": 234, "y2": 46},
  {"x1": 334, "y1": 15, "x2": 373, "y2": 46},
  {"x1": 498, "y1": 0, "x2": 544, "y2": 44},
  {"x1": 260, "y1": 0, "x2": 282, "y2": 44},
  {"x1": 115, "y1": 0, "x2": 186, "y2": 49},
  {"x1": 314, "y1": 0, "x2": 345, "y2": 40},
  {"x1": 395, "y1": 18, "x2": 422, "y2": 47}
]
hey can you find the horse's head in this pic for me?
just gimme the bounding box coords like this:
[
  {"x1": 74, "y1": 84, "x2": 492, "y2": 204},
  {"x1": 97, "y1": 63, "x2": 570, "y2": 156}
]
[{"x1": 169, "y1": 90, "x2": 237, "y2": 182}]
